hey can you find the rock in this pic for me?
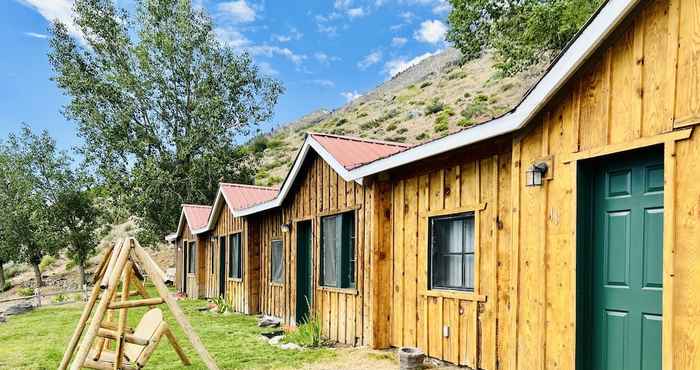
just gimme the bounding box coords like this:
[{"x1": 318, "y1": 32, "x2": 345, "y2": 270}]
[
  {"x1": 261, "y1": 330, "x2": 284, "y2": 339},
  {"x1": 0, "y1": 314, "x2": 6, "y2": 323},
  {"x1": 3, "y1": 301, "x2": 34, "y2": 316},
  {"x1": 269, "y1": 335, "x2": 284, "y2": 345},
  {"x1": 164, "y1": 268, "x2": 176, "y2": 285},
  {"x1": 398, "y1": 347, "x2": 425, "y2": 370},
  {"x1": 196, "y1": 306, "x2": 209, "y2": 312},
  {"x1": 258, "y1": 315, "x2": 281, "y2": 328},
  {"x1": 279, "y1": 343, "x2": 302, "y2": 350}
]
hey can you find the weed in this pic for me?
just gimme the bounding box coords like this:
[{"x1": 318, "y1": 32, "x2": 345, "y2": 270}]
[
  {"x1": 53, "y1": 294, "x2": 67, "y2": 304},
  {"x1": 419, "y1": 81, "x2": 432, "y2": 88},
  {"x1": 386, "y1": 123, "x2": 398, "y2": 132},
  {"x1": 434, "y1": 111, "x2": 450, "y2": 133},
  {"x1": 458, "y1": 117, "x2": 474, "y2": 127},
  {"x1": 284, "y1": 300, "x2": 326, "y2": 348},
  {"x1": 424, "y1": 98, "x2": 444, "y2": 115},
  {"x1": 416, "y1": 132, "x2": 429, "y2": 140},
  {"x1": 212, "y1": 296, "x2": 232, "y2": 314},
  {"x1": 18, "y1": 287, "x2": 34, "y2": 297}
]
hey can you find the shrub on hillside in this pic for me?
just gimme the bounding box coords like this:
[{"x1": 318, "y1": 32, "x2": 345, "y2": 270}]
[
  {"x1": 18, "y1": 287, "x2": 34, "y2": 297},
  {"x1": 434, "y1": 111, "x2": 450, "y2": 133},
  {"x1": 424, "y1": 98, "x2": 445, "y2": 115},
  {"x1": 39, "y1": 256, "x2": 56, "y2": 272}
]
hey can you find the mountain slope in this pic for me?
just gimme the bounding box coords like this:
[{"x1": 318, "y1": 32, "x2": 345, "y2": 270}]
[{"x1": 253, "y1": 48, "x2": 545, "y2": 186}]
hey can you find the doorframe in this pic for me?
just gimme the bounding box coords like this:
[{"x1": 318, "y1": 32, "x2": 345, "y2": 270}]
[
  {"x1": 294, "y1": 218, "x2": 314, "y2": 325},
  {"x1": 569, "y1": 128, "x2": 690, "y2": 370}
]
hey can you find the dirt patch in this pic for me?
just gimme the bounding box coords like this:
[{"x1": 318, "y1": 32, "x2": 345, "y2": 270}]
[{"x1": 294, "y1": 346, "x2": 460, "y2": 370}]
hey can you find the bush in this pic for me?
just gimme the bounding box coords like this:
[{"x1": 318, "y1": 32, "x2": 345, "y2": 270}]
[
  {"x1": 419, "y1": 81, "x2": 432, "y2": 89},
  {"x1": 39, "y1": 255, "x2": 56, "y2": 272},
  {"x1": 357, "y1": 112, "x2": 368, "y2": 118},
  {"x1": 359, "y1": 120, "x2": 380, "y2": 130},
  {"x1": 3, "y1": 265, "x2": 25, "y2": 280},
  {"x1": 416, "y1": 132, "x2": 429, "y2": 140},
  {"x1": 424, "y1": 98, "x2": 444, "y2": 115},
  {"x1": 458, "y1": 117, "x2": 474, "y2": 127},
  {"x1": 387, "y1": 136, "x2": 406, "y2": 143},
  {"x1": 283, "y1": 308, "x2": 325, "y2": 348},
  {"x1": 396, "y1": 127, "x2": 408, "y2": 134},
  {"x1": 249, "y1": 135, "x2": 269, "y2": 154},
  {"x1": 434, "y1": 111, "x2": 450, "y2": 133},
  {"x1": 18, "y1": 287, "x2": 34, "y2": 297},
  {"x1": 386, "y1": 123, "x2": 398, "y2": 132},
  {"x1": 1, "y1": 281, "x2": 11, "y2": 292},
  {"x1": 53, "y1": 293, "x2": 67, "y2": 304},
  {"x1": 336, "y1": 118, "x2": 348, "y2": 126},
  {"x1": 447, "y1": 70, "x2": 467, "y2": 80},
  {"x1": 65, "y1": 260, "x2": 77, "y2": 271}
]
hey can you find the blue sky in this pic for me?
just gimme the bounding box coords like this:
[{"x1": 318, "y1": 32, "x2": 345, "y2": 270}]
[{"x1": 0, "y1": 0, "x2": 450, "y2": 152}]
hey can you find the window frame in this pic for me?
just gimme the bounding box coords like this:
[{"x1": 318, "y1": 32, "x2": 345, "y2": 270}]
[
  {"x1": 187, "y1": 241, "x2": 196, "y2": 274},
  {"x1": 319, "y1": 211, "x2": 356, "y2": 289},
  {"x1": 428, "y1": 212, "x2": 476, "y2": 292},
  {"x1": 270, "y1": 239, "x2": 284, "y2": 284},
  {"x1": 228, "y1": 233, "x2": 243, "y2": 280}
]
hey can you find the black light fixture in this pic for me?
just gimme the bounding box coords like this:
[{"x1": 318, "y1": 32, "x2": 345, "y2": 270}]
[
  {"x1": 526, "y1": 162, "x2": 549, "y2": 187},
  {"x1": 281, "y1": 223, "x2": 291, "y2": 233}
]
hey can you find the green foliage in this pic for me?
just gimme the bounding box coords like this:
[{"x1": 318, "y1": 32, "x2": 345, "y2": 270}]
[
  {"x1": 447, "y1": 70, "x2": 468, "y2": 80},
  {"x1": 424, "y1": 98, "x2": 445, "y2": 115},
  {"x1": 53, "y1": 293, "x2": 67, "y2": 304},
  {"x1": 416, "y1": 132, "x2": 429, "y2": 141},
  {"x1": 48, "y1": 0, "x2": 281, "y2": 244},
  {"x1": 446, "y1": 0, "x2": 603, "y2": 75},
  {"x1": 250, "y1": 136, "x2": 270, "y2": 154},
  {"x1": 434, "y1": 111, "x2": 451, "y2": 133},
  {"x1": 284, "y1": 301, "x2": 326, "y2": 348},
  {"x1": 3, "y1": 265, "x2": 25, "y2": 280},
  {"x1": 419, "y1": 81, "x2": 432, "y2": 88},
  {"x1": 65, "y1": 260, "x2": 77, "y2": 271},
  {"x1": 18, "y1": 287, "x2": 34, "y2": 297},
  {"x1": 386, "y1": 123, "x2": 398, "y2": 132},
  {"x1": 396, "y1": 127, "x2": 408, "y2": 135},
  {"x1": 336, "y1": 118, "x2": 349, "y2": 126},
  {"x1": 1, "y1": 281, "x2": 11, "y2": 292},
  {"x1": 387, "y1": 136, "x2": 407, "y2": 143},
  {"x1": 359, "y1": 120, "x2": 380, "y2": 130},
  {"x1": 39, "y1": 256, "x2": 56, "y2": 272},
  {"x1": 458, "y1": 117, "x2": 475, "y2": 127},
  {"x1": 212, "y1": 296, "x2": 232, "y2": 314},
  {"x1": 357, "y1": 112, "x2": 369, "y2": 118},
  {"x1": 461, "y1": 95, "x2": 490, "y2": 121}
]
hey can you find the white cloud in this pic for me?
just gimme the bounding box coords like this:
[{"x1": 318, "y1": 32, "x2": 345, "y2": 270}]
[
  {"x1": 334, "y1": 0, "x2": 352, "y2": 9},
  {"x1": 18, "y1": 0, "x2": 82, "y2": 41},
  {"x1": 25, "y1": 32, "x2": 48, "y2": 39},
  {"x1": 384, "y1": 50, "x2": 441, "y2": 77},
  {"x1": 391, "y1": 37, "x2": 407, "y2": 47},
  {"x1": 317, "y1": 24, "x2": 338, "y2": 37},
  {"x1": 215, "y1": 27, "x2": 251, "y2": 48},
  {"x1": 258, "y1": 61, "x2": 279, "y2": 76},
  {"x1": 309, "y1": 79, "x2": 335, "y2": 88},
  {"x1": 432, "y1": 0, "x2": 451, "y2": 14},
  {"x1": 314, "y1": 52, "x2": 340, "y2": 65},
  {"x1": 341, "y1": 91, "x2": 362, "y2": 102},
  {"x1": 347, "y1": 7, "x2": 366, "y2": 18},
  {"x1": 357, "y1": 50, "x2": 382, "y2": 70},
  {"x1": 399, "y1": 11, "x2": 414, "y2": 22},
  {"x1": 414, "y1": 19, "x2": 447, "y2": 44},
  {"x1": 272, "y1": 27, "x2": 302, "y2": 43},
  {"x1": 246, "y1": 45, "x2": 307, "y2": 65},
  {"x1": 218, "y1": 0, "x2": 256, "y2": 23}
]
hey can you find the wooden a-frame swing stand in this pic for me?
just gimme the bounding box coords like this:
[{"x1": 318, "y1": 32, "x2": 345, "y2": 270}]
[{"x1": 58, "y1": 238, "x2": 220, "y2": 370}]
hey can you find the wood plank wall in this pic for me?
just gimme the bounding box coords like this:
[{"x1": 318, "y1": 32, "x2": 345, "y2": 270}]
[
  {"x1": 204, "y1": 203, "x2": 260, "y2": 314},
  {"x1": 256, "y1": 153, "x2": 375, "y2": 346},
  {"x1": 177, "y1": 226, "x2": 205, "y2": 299},
  {"x1": 384, "y1": 0, "x2": 700, "y2": 367}
]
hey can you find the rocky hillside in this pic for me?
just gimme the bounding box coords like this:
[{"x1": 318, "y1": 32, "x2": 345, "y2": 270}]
[{"x1": 252, "y1": 48, "x2": 546, "y2": 186}]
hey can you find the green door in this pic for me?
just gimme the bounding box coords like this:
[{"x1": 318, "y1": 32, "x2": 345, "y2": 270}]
[
  {"x1": 296, "y1": 221, "x2": 313, "y2": 324},
  {"x1": 588, "y1": 148, "x2": 664, "y2": 370}
]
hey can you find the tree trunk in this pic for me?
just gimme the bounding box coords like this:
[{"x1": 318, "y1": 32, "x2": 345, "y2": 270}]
[
  {"x1": 32, "y1": 262, "x2": 43, "y2": 288},
  {"x1": 0, "y1": 260, "x2": 6, "y2": 291},
  {"x1": 78, "y1": 262, "x2": 87, "y2": 286}
]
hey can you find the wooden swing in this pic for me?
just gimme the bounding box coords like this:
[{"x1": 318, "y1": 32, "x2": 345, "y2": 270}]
[{"x1": 58, "y1": 238, "x2": 219, "y2": 370}]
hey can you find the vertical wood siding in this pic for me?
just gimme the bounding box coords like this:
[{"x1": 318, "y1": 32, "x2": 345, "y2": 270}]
[{"x1": 256, "y1": 153, "x2": 375, "y2": 346}]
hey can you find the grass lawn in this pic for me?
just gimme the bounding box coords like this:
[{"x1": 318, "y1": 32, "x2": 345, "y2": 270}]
[{"x1": 0, "y1": 291, "x2": 334, "y2": 370}]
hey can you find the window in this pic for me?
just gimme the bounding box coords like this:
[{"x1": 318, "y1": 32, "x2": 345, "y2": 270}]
[
  {"x1": 429, "y1": 213, "x2": 475, "y2": 291},
  {"x1": 228, "y1": 233, "x2": 242, "y2": 279},
  {"x1": 271, "y1": 239, "x2": 284, "y2": 283},
  {"x1": 187, "y1": 241, "x2": 196, "y2": 274},
  {"x1": 320, "y1": 212, "x2": 355, "y2": 288}
]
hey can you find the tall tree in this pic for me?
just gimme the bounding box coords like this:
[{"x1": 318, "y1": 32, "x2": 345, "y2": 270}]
[
  {"x1": 0, "y1": 151, "x2": 17, "y2": 291},
  {"x1": 446, "y1": 0, "x2": 603, "y2": 75},
  {"x1": 48, "y1": 0, "x2": 283, "y2": 244},
  {"x1": 0, "y1": 128, "x2": 66, "y2": 287}
]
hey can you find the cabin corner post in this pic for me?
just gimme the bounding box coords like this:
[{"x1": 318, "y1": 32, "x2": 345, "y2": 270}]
[{"x1": 370, "y1": 178, "x2": 392, "y2": 349}]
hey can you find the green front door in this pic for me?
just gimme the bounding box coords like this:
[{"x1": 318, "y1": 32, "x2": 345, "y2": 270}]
[
  {"x1": 296, "y1": 221, "x2": 313, "y2": 324},
  {"x1": 587, "y1": 148, "x2": 664, "y2": 370}
]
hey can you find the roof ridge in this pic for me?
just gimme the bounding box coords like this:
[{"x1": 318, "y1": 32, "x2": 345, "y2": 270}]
[
  {"x1": 181, "y1": 204, "x2": 212, "y2": 209},
  {"x1": 220, "y1": 183, "x2": 279, "y2": 191},
  {"x1": 308, "y1": 132, "x2": 412, "y2": 148}
]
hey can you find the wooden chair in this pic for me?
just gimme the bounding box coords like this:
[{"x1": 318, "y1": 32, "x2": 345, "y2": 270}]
[{"x1": 85, "y1": 308, "x2": 183, "y2": 370}]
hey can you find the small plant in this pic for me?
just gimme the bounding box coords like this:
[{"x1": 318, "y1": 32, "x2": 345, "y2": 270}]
[
  {"x1": 458, "y1": 117, "x2": 474, "y2": 127},
  {"x1": 419, "y1": 81, "x2": 432, "y2": 89},
  {"x1": 18, "y1": 287, "x2": 34, "y2": 297},
  {"x1": 3, "y1": 265, "x2": 25, "y2": 280},
  {"x1": 65, "y1": 260, "x2": 77, "y2": 271},
  {"x1": 424, "y1": 98, "x2": 444, "y2": 115},
  {"x1": 211, "y1": 296, "x2": 232, "y2": 314},
  {"x1": 357, "y1": 112, "x2": 368, "y2": 118},
  {"x1": 336, "y1": 118, "x2": 348, "y2": 126},
  {"x1": 416, "y1": 132, "x2": 429, "y2": 140},
  {"x1": 39, "y1": 255, "x2": 56, "y2": 272},
  {"x1": 434, "y1": 111, "x2": 450, "y2": 133},
  {"x1": 386, "y1": 123, "x2": 398, "y2": 132},
  {"x1": 447, "y1": 70, "x2": 467, "y2": 80},
  {"x1": 1, "y1": 281, "x2": 11, "y2": 292},
  {"x1": 284, "y1": 300, "x2": 325, "y2": 348},
  {"x1": 53, "y1": 293, "x2": 67, "y2": 304},
  {"x1": 396, "y1": 127, "x2": 408, "y2": 134},
  {"x1": 388, "y1": 136, "x2": 406, "y2": 143},
  {"x1": 73, "y1": 293, "x2": 84, "y2": 302},
  {"x1": 360, "y1": 120, "x2": 380, "y2": 130}
]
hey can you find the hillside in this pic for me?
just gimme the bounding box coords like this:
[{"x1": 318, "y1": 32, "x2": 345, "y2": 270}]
[{"x1": 252, "y1": 48, "x2": 546, "y2": 186}]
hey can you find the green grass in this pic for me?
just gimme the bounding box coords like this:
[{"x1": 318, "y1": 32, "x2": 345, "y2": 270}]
[{"x1": 0, "y1": 288, "x2": 334, "y2": 370}]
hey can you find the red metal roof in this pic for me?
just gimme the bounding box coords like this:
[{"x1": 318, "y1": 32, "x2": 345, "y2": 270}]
[
  {"x1": 309, "y1": 132, "x2": 411, "y2": 170},
  {"x1": 220, "y1": 183, "x2": 279, "y2": 210},
  {"x1": 182, "y1": 204, "x2": 211, "y2": 231}
]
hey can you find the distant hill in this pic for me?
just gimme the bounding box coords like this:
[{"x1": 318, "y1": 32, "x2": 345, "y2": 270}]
[{"x1": 251, "y1": 48, "x2": 545, "y2": 186}]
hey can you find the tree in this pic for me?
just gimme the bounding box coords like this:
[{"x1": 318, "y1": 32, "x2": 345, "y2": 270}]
[
  {"x1": 446, "y1": 0, "x2": 603, "y2": 75},
  {"x1": 0, "y1": 128, "x2": 66, "y2": 287},
  {"x1": 48, "y1": 0, "x2": 283, "y2": 245},
  {"x1": 0, "y1": 151, "x2": 18, "y2": 291}
]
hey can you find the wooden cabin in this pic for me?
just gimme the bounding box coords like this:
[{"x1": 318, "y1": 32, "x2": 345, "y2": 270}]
[
  {"x1": 167, "y1": 204, "x2": 211, "y2": 299},
  {"x1": 170, "y1": 0, "x2": 700, "y2": 367},
  {"x1": 197, "y1": 183, "x2": 277, "y2": 314}
]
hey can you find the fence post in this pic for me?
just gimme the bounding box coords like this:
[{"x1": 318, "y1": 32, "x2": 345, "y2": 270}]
[{"x1": 34, "y1": 287, "x2": 41, "y2": 307}]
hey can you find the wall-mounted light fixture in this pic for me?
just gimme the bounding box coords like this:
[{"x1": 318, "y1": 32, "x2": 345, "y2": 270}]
[
  {"x1": 526, "y1": 162, "x2": 549, "y2": 187},
  {"x1": 281, "y1": 223, "x2": 291, "y2": 233}
]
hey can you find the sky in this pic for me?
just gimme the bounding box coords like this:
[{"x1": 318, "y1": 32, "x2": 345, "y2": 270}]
[{"x1": 0, "y1": 0, "x2": 451, "y2": 152}]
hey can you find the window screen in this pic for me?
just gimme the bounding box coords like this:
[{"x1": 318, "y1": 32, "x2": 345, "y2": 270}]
[
  {"x1": 228, "y1": 233, "x2": 242, "y2": 279},
  {"x1": 271, "y1": 239, "x2": 284, "y2": 283},
  {"x1": 320, "y1": 212, "x2": 356, "y2": 288},
  {"x1": 429, "y1": 213, "x2": 475, "y2": 291},
  {"x1": 187, "y1": 241, "x2": 196, "y2": 274}
]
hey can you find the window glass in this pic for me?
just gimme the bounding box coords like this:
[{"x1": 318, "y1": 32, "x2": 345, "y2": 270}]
[
  {"x1": 430, "y1": 213, "x2": 475, "y2": 291},
  {"x1": 228, "y1": 233, "x2": 242, "y2": 279},
  {"x1": 321, "y1": 212, "x2": 356, "y2": 288},
  {"x1": 271, "y1": 240, "x2": 284, "y2": 283}
]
